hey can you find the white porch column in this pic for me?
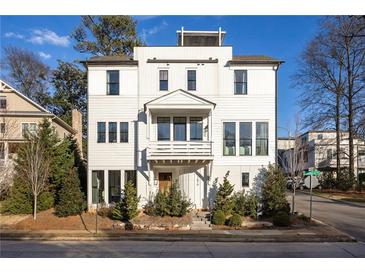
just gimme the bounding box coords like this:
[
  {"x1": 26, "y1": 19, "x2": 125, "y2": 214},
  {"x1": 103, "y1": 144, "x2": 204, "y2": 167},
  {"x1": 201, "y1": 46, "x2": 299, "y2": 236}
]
[
  {"x1": 208, "y1": 109, "x2": 213, "y2": 142},
  {"x1": 146, "y1": 108, "x2": 150, "y2": 139},
  {"x1": 104, "y1": 170, "x2": 109, "y2": 204}
]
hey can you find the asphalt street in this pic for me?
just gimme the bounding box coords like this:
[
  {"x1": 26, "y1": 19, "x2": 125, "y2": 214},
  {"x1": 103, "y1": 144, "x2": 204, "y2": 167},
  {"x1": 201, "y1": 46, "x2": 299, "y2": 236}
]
[
  {"x1": 291, "y1": 192, "x2": 365, "y2": 242},
  {"x1": 1, "y1": 240, "x2": 365, "y2": 258}
]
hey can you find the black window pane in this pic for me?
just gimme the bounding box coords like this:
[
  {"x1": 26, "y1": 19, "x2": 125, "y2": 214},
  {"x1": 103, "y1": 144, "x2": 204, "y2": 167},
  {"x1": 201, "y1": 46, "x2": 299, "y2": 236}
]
[
  {"x1": 125, "y1": 170, "x2": 137, "y2": 188},
  {"x1": 120, "y1": 122, "x2": 128, "y2": 142},
  {"x1": 190, "y1": 117, "x2": 202, "y2": 141},
  {"x1": 187, "y1": 70, "x2": 196, "y2": 91},
  {"x1": 107, "y1": 70, "x2": 119, "y2": 95},
  {"x1": 234, "y1": 70, "x2": 247, "y2": 95},
  {"x1": 157, "y1": 117, "x2": 170, "y2": 141},
  {"x1": 108, "y1": 170, "x2": 121, "y2": 203},
  {"x1": 256, "y1": 122, "x2": 269, "y2": 156},
  {"x1": 223, "y1": 122, "x2": 236, "y2": 156},
  {"x1": 242, "y1": 173, "x2": 249, "y2": 187},
  {"x1": 174, "y1": 117, "x2": 186, "y2": 141},
  {"x1": 0, "y1": 99, "x2": 6, "y2": 109},
  {"x1": 109, "y1": 122, "x2": 117, "y2": 143},
  {"x1": 97, "y1": 122, "x2": 106, "y2": 143}
]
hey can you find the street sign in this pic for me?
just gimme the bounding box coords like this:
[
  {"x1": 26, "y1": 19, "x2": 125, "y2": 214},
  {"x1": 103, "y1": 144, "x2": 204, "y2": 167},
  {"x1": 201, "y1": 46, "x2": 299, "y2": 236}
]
[
  {"x1": 304, "y1": 170, "x2": 321, "y2": 176},
  {"x1": 304, "y1": 175, "x2": 319, "y2": 189}
]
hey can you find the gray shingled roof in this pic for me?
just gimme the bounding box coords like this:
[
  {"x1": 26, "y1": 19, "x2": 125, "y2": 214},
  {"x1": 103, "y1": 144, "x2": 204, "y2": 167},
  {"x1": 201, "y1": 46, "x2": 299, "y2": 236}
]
[
  {"x1": 231, "y1": 55, "x2": 284, "y2": 64},
  {"x1": 81, "y1": 55, "x2": 138, "y2": 65}
]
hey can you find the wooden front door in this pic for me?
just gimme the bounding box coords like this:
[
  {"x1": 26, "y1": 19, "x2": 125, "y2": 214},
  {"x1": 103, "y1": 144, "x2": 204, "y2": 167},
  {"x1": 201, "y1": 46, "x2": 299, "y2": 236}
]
[{"x1": 159, "y1": 172, "x2": 172, "y2": 194}]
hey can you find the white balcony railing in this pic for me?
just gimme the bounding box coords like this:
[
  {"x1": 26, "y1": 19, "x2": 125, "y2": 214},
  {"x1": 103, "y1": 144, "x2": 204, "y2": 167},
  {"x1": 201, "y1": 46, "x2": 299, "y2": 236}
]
[{"x1": 147, "y1": 141, "x2": 213, "y2": 160}]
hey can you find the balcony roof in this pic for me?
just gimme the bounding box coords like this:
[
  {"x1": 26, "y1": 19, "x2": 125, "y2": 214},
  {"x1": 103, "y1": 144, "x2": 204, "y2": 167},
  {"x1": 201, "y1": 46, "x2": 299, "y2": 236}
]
[{"x1": 144, "y1": 89, "x2": 216, "y2": 112}]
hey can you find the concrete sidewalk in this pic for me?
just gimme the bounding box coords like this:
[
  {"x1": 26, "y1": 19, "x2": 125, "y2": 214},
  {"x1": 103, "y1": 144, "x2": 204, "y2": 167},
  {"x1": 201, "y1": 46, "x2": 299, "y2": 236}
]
[{"x1": 0, "y1": 223, "x2": 355, "y2": 242}]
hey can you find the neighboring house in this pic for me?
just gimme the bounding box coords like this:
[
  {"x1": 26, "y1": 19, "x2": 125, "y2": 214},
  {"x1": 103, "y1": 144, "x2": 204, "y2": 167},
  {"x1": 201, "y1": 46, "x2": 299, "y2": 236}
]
[
  {"x1": 84, "y1": 28, "x2": 283, "y2": 209},
  {"x1": 278, "y1": 130, "x2": 365, "y2": 178},
  {"x1": 0, "y1": 80, "x2": 82, "y2": 185}
]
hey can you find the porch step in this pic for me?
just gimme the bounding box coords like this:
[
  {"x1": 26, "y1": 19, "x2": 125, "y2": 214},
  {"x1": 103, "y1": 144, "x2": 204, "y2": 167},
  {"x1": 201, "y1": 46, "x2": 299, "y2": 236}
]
[{"x1": 191, "y1": 211, "x2": 212, "y2": 231}]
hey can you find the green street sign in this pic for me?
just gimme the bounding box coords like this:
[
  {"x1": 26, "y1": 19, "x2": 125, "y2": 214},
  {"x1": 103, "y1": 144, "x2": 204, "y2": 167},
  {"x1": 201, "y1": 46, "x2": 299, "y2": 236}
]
[{"x1": 304, "y1": 170, "x2": 320, "y2": 176}]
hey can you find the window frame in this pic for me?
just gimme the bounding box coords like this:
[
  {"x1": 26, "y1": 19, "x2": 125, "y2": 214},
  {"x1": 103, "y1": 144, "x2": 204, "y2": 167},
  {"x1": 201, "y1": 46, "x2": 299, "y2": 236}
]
[
  {"x1": 92, "y1": 170, "x2": 105, "y2": 204},
  {"x1": 106, "y1": 70, "x2": 120, "y2": 95},
  {"x1": 241, "y1": 172, "x2": 250, "y2": 187},
  {"x1": 0, "y1": 98, "x2": 6, "y2": 109},
  {"x1": 120, "y1": 122, "x2": 128, "y2": 143},
  {"x1": 223, "y1": 122, "x2": 236, "y2": 156},
  {"x1": 159, "y1": 70, "x2": 169, "y2": 91},
  {"x1": 157, "y1": 117, "x2": 171, "y2": 141},
  {"x1": 187, "y1": 70, "x2": 197, "y2": 91},
  {"x1": 173, "y1": 117, "x2": 187, "y2": 141},
  {"x1": 256, "y1": 122, "x2": 269, "y2": 156},
  {"x1": 125, "y1": 170, "x2": 137, "y2": 188},
  {"x1": 190, "y1": 117, "x2": 203, "y2": 141},
  {"x1": 108, "y1": 170, "x2": 121, "y2": 203},
  {"x1": 0, "y1": 142, "x2": 5, "y2": 160},
  {"x1": 0, "y1": 123, "x2": 5, "y2": 134},
  {"x1": 108, "y1": 122, "x2": 117, "y2": 143},
  {"x1": 239, "y1": 122, "x2": 252, "y2": 156},
  {"x1": 234, "y1": 70, "x2": 248, "y2": 95},
  {"x1": 97, "y1": 122, "x2": 106, "y2": 143},
  {"x1": 21, "y1": 122, "x2": 37, "y2": 138}
]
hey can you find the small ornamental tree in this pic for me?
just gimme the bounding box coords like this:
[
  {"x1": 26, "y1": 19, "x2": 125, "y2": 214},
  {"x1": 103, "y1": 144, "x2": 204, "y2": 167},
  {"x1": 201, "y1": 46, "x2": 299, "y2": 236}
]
[
  {"x1": 55, "y1": 168, "x2": 85, "y2": 217},
  {"x1": 261, "y1": 164, "x2": 289, "y2": 216},
  {"x1": 112, "y1": 181, "x2": 140, "y2": 221},
  {"x1": 213, "y1": 171, "x2": 234, "y2": 216}
]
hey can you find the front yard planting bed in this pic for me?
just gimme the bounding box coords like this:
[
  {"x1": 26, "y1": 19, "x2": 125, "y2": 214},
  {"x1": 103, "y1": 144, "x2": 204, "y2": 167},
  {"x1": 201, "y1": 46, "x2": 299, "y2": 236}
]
[{"x1": 131, "y1": 213, "x2": 192, "y2": 230}]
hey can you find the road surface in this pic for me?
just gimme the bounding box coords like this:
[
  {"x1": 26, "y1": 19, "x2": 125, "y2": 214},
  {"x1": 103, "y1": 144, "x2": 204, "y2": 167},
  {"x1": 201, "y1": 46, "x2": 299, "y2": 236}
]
[
  {"x1": 291, "y1": 191, "x2": 365, "y2": 242},
  {"x1": 1, "y1": 240, "x2": 365, "y2": 258}
]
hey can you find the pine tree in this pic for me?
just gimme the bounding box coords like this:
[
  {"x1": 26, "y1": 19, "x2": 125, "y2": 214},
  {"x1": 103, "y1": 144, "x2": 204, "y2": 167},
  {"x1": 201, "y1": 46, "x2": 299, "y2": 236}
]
[
  {"x1": 54, "y1": 168, "x2": 85, "y2": 217},
  {"x1": 112, "y1": 181, "x2": 140, "y2": 221},
  {"x1": 261, "y1": 164, "x2": 289, "y2": 216},
  {"x1": 213, "y1": 171, "x2": 235, "y2": 216}
]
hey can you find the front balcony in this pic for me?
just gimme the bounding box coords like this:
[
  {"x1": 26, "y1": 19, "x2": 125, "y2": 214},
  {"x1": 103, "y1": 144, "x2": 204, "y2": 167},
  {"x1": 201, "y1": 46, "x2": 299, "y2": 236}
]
[{"x1": 147, "y1": 141, "x2": 213, "y2": 161}]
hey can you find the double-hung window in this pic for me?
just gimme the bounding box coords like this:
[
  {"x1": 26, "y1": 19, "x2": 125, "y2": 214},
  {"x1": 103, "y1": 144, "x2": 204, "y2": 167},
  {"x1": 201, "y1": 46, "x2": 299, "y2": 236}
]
[
  {"x1": 234, "y1": 70, "x2": 247, "y2": 95},
  {"x1": 174, "y1": 117, "x2": 186, "y2": 141},
  {"x1": 125, "y1": 170, "x2": 137, "y2": 188},
  {"x1": 159, "y1": 70, "x2": 168, "y2": 91},
  {"x1": 223, "y1": 122, "x2": 236, "y2": 156},
  {"x1": 239, "y1": 122, "x2": 252, "y2": 155},
  {"x1": 22, "y1": 123, "x2": 37, "y2": 138},
  {"x1": 190, "y1": 117, "x2": 203, "y2": 141},
  {"x1": 256, "y1": 122, "x2": 268, "y2": 155},
  {"x1": 0, "y1": 123, "x2": 5, "y2": 134},
  {"x1": 107, "y1": 70, "x2": 119, "y2": 95},
  {"x1": 120, "y1": 122, "x2": 128, "y2": 143},
  {"x1": 108, "y1": 122, "x2": 117, "y2": 143},
  {"x1": 97, "y1": 122, "x2": 106, "y2": 143},
  {"x1": 157, "y1": 117, "x2": 170, "y2": 141},
  {"x1": 187, "y1": 70, "x2": 196, "y2": 91}
]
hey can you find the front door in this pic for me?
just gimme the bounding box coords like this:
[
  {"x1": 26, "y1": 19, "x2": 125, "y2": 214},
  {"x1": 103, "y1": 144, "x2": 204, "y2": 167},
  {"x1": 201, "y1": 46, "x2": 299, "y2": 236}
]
[{"x1": 159, "y1": 172, "x2": 172, "y2": 194}]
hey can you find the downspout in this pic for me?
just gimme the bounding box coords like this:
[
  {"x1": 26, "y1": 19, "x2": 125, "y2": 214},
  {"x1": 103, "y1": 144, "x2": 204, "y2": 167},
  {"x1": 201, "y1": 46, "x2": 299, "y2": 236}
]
[{"x1": 274, "y1": 65, "x2": 279, "y2": 165}]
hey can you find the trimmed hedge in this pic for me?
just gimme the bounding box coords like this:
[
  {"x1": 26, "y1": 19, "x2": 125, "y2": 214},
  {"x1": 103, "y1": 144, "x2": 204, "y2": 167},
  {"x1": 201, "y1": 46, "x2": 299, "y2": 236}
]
[
  {"x1": 211, "y1": 210, "x2": 225, "y2": 225},
  {"x1": 227, "y1": 213, "x2": 242, "y2": 227},
  {"x1": 273, "y1": 211, "x2": 290, "y2": 227}
]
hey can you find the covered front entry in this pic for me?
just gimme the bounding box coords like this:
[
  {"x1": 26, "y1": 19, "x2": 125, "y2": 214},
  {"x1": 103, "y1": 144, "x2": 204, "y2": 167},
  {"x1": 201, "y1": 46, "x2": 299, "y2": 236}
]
[{"x1": 159, "y1": 172, "x2": 172, "y2": 193}]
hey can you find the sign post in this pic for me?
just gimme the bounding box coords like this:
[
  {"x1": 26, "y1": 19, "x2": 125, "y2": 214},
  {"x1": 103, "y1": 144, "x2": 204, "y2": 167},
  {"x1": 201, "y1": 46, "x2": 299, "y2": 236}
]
[
  {"x1": 95, "y1": 181, "x2": 99, "y2": 234},
  {"x1": 303, "y1": 170, "x2": 320, "y2": 220}
]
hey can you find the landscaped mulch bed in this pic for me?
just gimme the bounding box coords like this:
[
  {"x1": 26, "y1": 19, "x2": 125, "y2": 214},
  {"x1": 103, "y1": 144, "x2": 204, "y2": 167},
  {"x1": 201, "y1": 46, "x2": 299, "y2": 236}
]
[
  {"x1": 8, "y1": 209, "x2": 121, "y2": 231},
  {"x1": 132, "y1": 213, "x2": 192, "y2": 230}
]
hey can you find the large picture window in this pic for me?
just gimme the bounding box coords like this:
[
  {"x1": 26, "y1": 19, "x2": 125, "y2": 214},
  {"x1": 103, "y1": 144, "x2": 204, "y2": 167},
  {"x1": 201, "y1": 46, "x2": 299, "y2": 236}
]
[
  {"x1": 190, "y1": 117, "x2": 203, "y2": 141},
  {"x1": 256, "y1": 122, "x2": 268, "y2": 155},
  {"x1": 187, "y1": 70, "x2": 196, "y2": 91},
  {"x1": 173, "y1": 117, "x2": 186, "y2": 141},
  {"x1": 97, "y1": 122, "x2": 106, "y2": 143},
  {"x1": 239, "y1": 122, "x2": 252, "y2": 156},
  {"x1": 157, "y1": 117, "x2": 170, "y2": 141},
  {"x1": 92, "y1": 170, "x2": 104, "y2": 203},
  {"x1": 120, "y1": 122, "x2": 128, "y2": 143},
  {"x1": 159, "y1": 70, "x2": 168, "y2": 91},
  {"x1": 234, "y1": 70, "x2": 247, "y2": 95},
  {"x1": 108, "y1": 122, "x2": 117, "y2": 143},
  {"x1": 108, "y1": 170, "x2": 121, "y2": 203},
  {"x1": 223, "y1": 122, "x2": 236, "y2": 156},
  {"x1": 107, "y1": 70, "x2": 119, "y2": 95}
]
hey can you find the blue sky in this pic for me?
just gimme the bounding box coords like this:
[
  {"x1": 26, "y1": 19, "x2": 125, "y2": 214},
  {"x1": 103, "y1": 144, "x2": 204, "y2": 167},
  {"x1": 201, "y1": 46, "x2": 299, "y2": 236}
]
[{"x1": 0, "y1": 15, "x2": 322, "y2": 136}]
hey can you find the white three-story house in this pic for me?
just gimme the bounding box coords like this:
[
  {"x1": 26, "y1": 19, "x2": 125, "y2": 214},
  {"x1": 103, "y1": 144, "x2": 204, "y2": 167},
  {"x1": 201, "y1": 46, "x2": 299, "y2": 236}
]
[{"x1": 84, "y1": 29, "x2": 283, "y2": 209}]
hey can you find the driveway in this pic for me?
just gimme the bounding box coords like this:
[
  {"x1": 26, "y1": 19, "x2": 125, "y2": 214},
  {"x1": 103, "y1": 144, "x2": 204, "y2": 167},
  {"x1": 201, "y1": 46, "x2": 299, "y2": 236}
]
[{"x1": 289, "y1": 191, "x2": 365, "y2": 242}]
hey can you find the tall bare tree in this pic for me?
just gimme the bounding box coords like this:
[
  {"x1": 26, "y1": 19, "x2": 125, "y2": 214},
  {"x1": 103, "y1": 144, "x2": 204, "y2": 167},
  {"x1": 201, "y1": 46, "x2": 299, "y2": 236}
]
[
  {"x1": 294, "y1": 16, "x2": 365, "y2": 184},
  {"x1": 2, "y1": 46, "x2": 51, "y2": 108},
  {"x1": 15, "y1": 132, "x2": 51, "y2": 220}
]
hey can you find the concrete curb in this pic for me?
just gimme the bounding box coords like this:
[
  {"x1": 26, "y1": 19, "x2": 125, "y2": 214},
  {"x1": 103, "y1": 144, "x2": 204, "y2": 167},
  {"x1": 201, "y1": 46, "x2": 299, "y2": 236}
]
[
  {"x1": 299, "y1": 191, "x2": 365, "y2": 208},
  {"x1": 0, "y1": 231, "x2": 355, "y2": 243}
]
